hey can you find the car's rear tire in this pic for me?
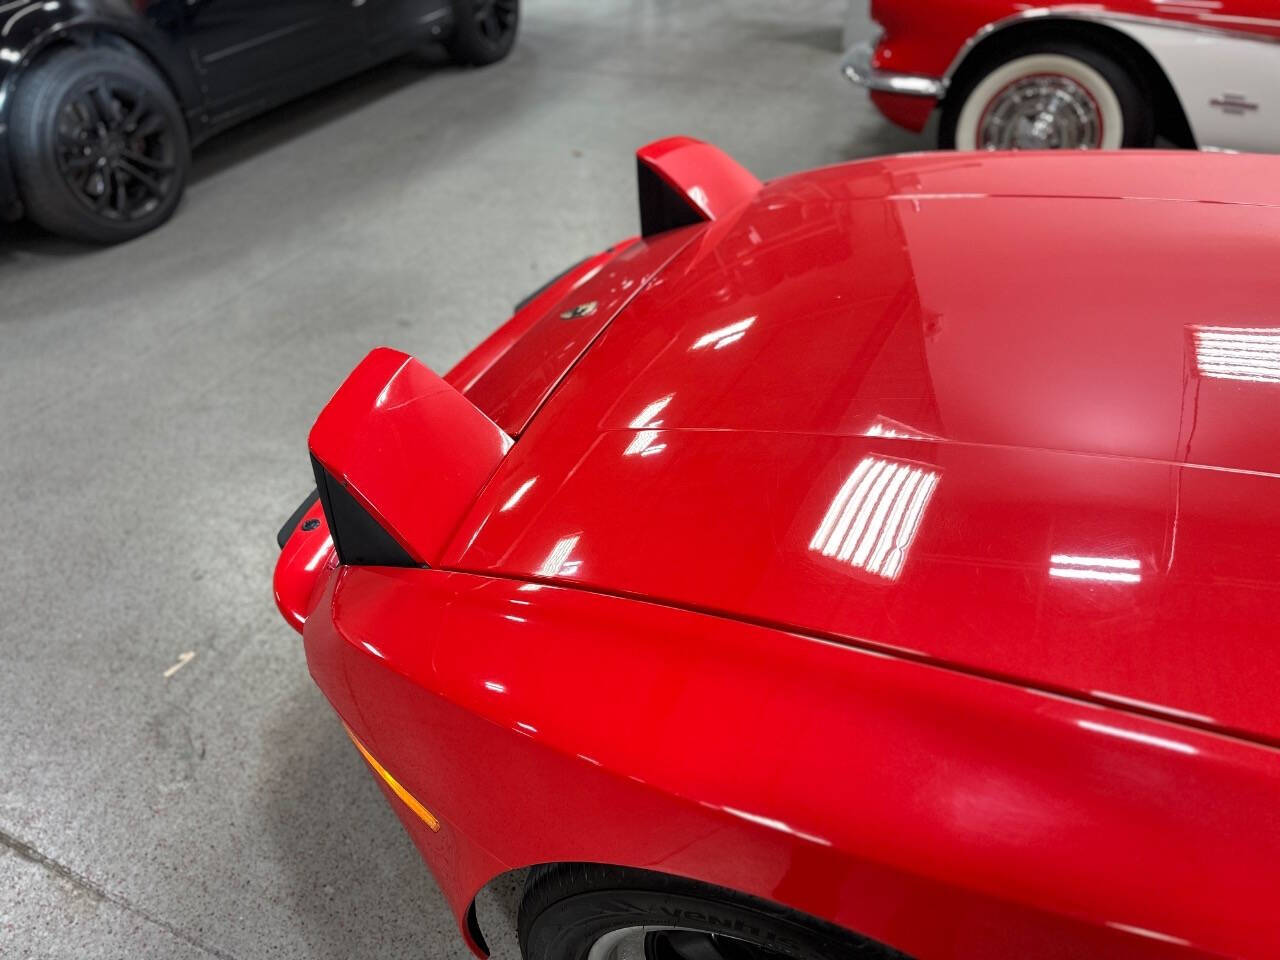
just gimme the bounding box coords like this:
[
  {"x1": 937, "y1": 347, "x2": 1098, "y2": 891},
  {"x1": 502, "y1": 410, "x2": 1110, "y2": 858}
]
[
  {"x1": 447, "y1": 0, "x2": 519, "y2": 66},
  {"x1": 9, "y1": 46, "x2": 189, "y2": 244},
  {"x1": 518, "y1": 864, "x2": 904, "y2": 960},
  {"x1": 940, "y1": 42, "x2": 1154, "y2": 150}
]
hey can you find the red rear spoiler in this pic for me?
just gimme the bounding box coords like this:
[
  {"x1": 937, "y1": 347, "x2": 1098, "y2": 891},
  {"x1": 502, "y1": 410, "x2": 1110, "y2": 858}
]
[
  {"x1": 307, "y1": 348, "x2": 511, "y2": 567},
  {"x1": 636, "y1": 136, "x2": 761, "y2": 237}
]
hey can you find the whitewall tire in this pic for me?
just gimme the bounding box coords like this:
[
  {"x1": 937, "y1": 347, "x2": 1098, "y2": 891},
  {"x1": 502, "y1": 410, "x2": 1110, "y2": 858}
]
[{"x1": 941, "y1": 44, "x2": 1154, "y2": 151}]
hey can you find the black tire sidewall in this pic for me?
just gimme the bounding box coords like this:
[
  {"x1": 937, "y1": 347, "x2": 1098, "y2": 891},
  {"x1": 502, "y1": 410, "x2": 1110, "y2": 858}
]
[
  {"x1": 10, "y1": 47, "x2": 190, "y2": 244},
  {"x1": 447, "y1": 0, "x2": 519, "y2": 66},
  {"x1": 939, "y1": 41, "x2": 1154, "y2": 149},
  {"x1": 520, "y1": 873, "x2": 899, "y2": 960}
]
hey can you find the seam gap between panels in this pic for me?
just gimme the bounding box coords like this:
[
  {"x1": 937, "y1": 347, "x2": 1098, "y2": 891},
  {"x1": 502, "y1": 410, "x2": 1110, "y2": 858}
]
[
  {"x1": 591, "y1": 427, "x2": 1280, "y2": 481},
  {"x1": 432, "y1": 567, "x2": 1280, "y2": 755},
  {"x1": 510, "y1": 227, "x2": 707, "y2": 436}
]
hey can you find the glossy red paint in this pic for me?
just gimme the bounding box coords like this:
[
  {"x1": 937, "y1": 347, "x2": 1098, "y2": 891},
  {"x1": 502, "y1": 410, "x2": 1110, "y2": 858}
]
[
  {"x1": 869, "y1": 90, "x2": 936, "y2": 132},
  {"x1": 447, "y1": 151, "x2": 1280, "y2": 746},
  {"x1": 272, "y1": 497, "x2": 333, "y2": 633},
  {"x1": 309, "y1": 348, "x2": 511, "y2": 565},
  {"x1": 444, "y1": 239, "x2": 638, "y2": 396},
  {"x1": 278, "y1": 149, "x2": 1280, "y2": 958},
  {"x1": 311, "y1": 568, "x2": 1280, "y2": 959},
  {"x1": 461, "y1": 227, "x2": 696, "y2": 436},
  {"x1": 636, "y1": 136, "x2": 763, "y2": 224},
  {"x1": 863, "y1": 0, "x2": 1280, "y2": 129}
]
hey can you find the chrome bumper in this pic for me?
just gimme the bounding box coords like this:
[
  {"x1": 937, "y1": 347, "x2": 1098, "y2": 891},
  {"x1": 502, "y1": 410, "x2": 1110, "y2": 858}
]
[{"x1": 840, "y1": 41, "x2": 944, "y2": 98}]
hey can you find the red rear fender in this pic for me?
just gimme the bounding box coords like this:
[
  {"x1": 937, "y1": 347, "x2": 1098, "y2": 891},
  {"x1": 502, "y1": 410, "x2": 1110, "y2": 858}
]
[{"x1": 307, "y1": 567, "x2": 1280, "y2": 960}]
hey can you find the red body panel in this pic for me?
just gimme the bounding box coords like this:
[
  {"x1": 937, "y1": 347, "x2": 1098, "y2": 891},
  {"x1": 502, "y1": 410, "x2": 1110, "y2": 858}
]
[
  {"x1": 444, "y1": 239, "x2": 638, "y2": 396},
  {"x1": 446, "y1": 152, "x2": 1280, "y2": 746},
  {"x1": 873, "y1": 0, "x2": 1280, "y2": 77},
  {"x1": 310, "y1": 569, "x2": 1280, "y2": 959},
  {"x1": 272, "y1": 497, "x2": 333, "y2": 631},
  {"x1": 462, "y1": 229, "x2": 695, "y2": 436},
  {"x1": 869, "y1": 90, "x2": 936, "y2": 132},
  {"x1": 279, "y1": 150, "x2": 1280, "y2": 958}
]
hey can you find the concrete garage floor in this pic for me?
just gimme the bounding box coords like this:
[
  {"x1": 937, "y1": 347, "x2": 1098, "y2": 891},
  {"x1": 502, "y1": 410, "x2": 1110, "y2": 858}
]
[{"x1": 0, "y1": 2, "x2": 923, "y2": 957}]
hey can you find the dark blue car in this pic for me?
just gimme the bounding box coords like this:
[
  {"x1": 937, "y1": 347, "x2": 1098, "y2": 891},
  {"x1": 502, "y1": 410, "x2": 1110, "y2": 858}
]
[{"x1": 0, "y1": 0, "x2": 518, "y2": 242}]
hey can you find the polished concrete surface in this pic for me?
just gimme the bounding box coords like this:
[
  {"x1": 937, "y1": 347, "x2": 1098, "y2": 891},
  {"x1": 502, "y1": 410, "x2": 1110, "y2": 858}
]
[{"x1": 0, "y1": 2, "x2": 922, "y2": 957}]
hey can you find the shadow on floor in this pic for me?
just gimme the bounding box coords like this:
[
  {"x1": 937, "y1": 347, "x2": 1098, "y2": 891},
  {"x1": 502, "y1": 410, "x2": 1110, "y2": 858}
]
[
  {"x1": 0, "y1": 48, "x2": 454, "y2": 260},
  {"x1": 190, "y1": 48, "x2": 455, "y2": 187}
]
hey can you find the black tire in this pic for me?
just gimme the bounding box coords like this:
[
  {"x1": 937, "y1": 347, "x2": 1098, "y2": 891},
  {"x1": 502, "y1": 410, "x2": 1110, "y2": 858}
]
[
  {"x1": 518, "y1": 864, "x2": 907, "y2": 960},
  {"x1": 446, "y1": 0, "x2": 519, "y2": 66},
  {"x1": 9, "y1": 46, "x2": 189, "y2": 244},
  {"x1": 939, "y1": 41, "x2": 1155, "y2": 150}
]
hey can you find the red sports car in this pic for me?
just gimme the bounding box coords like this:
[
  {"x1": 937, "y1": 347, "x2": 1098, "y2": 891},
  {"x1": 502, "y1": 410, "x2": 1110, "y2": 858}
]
[
  {"x1": 274, "y1": 138, "x2": 1280, "y2": 960},
  {"x1": 842, "y1": 0, "x2": 1280, "y2": 152}
]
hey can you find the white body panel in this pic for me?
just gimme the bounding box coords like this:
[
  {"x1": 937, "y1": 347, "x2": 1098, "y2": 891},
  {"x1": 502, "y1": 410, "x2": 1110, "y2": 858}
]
[{"x1": 1103, "y1": 17, "x2": 1280, "y2": 151}]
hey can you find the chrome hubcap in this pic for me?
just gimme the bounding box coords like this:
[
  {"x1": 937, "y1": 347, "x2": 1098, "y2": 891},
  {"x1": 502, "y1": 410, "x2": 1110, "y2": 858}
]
[{"x1": 978, "y1": 74, "x2": 1103, "y2": 149}]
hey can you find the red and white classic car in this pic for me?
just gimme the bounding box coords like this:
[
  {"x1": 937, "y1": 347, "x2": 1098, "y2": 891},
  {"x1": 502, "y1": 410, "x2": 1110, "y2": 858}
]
[{"x1": 842, "y1": 0, "x2": 1280, "y2": 151}]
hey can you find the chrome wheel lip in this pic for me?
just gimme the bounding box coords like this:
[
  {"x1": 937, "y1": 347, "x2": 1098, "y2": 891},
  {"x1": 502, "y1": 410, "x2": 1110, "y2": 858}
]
[{"x1": 977, "y1": 72, "x2": 1104, "y2": 149}]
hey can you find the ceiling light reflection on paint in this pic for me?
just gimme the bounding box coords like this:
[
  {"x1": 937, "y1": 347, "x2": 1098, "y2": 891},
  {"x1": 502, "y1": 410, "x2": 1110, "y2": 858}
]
[
  {"x1": 716, "y1": 804, "x2": 833, "y2": 848},
  {"x1": 808, "y1": 456, "x2": 939, "y2": 580},
  {"x1": 537, "y1": 535, "x2": 581, "y2": 577},
  {"x1": 1191, "y1": 325, "x2": 1280, "y2": 383},
  {"x1": 1049, "y1": 554, "x2": 1141, "y2": 584},
  {"x1": 304, "y1": 536, "x2": 334, "y2": 572},
  {"x1": 499, "y1": 477, "x2": 537, "y2": 512},
  {"x1": 624, "y1": 429, "x2": 666, "y2": 457},
  {"x1": 629, "y1": 395, "x2": 673, "y2": 428},
  {"x1": 862, "y1": 415, "x2": 936, "y2": 441},
  {"x1": 691, "y1": 316, "x2": 756, "y2": 351},
  {"x1": 1077, "y1": 719, "x2": 1197, "y2": 755},
  {"x1": 1105, "y1": 923, "x2": 1191, "y2": 948}
]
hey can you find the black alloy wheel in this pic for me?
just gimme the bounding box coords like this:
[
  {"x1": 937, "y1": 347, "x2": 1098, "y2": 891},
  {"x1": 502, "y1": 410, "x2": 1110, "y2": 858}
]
[
  {"x1": 55, "y1": 76, "x2": 178, "y2": 225},
  {"x1": 10, "y1": 47, "x2": 189, "y2": 243},
  {"x1": 447, "y1": 0, "x2": 520, "y2": 66},
  {"x1": 473, "y1": 0, "x2": 518, "y2": 44}
]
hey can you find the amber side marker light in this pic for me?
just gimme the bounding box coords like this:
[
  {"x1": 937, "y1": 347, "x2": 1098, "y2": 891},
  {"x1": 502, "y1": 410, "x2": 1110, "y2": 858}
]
[{"x1": 343, "y1": 724, "x2": 441, "y2": 832}]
